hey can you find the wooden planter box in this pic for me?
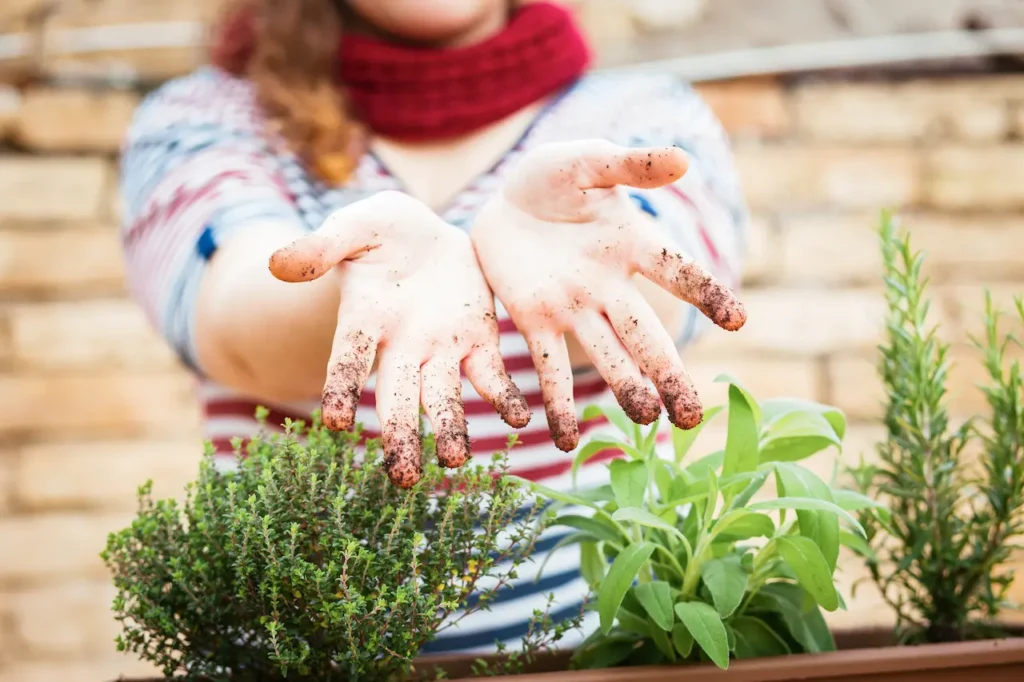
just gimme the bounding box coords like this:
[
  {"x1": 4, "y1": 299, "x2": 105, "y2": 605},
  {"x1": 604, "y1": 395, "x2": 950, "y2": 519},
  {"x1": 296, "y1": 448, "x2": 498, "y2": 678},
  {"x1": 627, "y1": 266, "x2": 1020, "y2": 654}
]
[
  {"x1": 416, "y1": 629, "x2": 1024, "y2": 682},
  {"x1": 121, "y1": 629, "x2": 1024, "y2": 681}
]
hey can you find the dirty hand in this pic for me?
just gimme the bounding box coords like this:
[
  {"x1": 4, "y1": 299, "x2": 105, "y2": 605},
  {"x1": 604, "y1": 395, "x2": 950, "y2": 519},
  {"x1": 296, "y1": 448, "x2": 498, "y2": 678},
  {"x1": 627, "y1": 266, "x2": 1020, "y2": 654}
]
[
  {"x1": 471, "y1": 140, "x2": 746, "y2": 452},
  {"x1": 268, "y1": 191, "x2": 530, "y2": 488}
]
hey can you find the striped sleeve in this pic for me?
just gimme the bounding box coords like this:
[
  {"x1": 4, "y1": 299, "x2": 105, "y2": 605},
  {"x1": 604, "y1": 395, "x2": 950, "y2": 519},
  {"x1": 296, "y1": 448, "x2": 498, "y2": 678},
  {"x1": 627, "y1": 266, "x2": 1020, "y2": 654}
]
[
  {"x1": 613, "y1": 75, "x2": 749, "y2": 346},
  {"x1": 118, "y1": 68, "x2": 305, "y2": 373}
]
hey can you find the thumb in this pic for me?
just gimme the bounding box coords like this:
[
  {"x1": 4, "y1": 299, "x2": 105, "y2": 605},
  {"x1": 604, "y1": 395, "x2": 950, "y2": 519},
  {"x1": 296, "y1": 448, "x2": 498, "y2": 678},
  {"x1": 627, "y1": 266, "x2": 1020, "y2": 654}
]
[
  {"x1": 268, "y1": 205, "x2": 378, "y2": 283},
  {"x1": 581, "y1": 144, "x2": 689, "y2": 190}
]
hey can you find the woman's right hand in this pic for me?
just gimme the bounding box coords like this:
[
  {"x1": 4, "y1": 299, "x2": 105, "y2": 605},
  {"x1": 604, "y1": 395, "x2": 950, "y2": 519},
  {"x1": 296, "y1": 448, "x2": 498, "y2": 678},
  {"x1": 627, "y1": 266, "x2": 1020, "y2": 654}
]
[{"x1": 267, "y1": 191, "x2": 531, "y2": 488}]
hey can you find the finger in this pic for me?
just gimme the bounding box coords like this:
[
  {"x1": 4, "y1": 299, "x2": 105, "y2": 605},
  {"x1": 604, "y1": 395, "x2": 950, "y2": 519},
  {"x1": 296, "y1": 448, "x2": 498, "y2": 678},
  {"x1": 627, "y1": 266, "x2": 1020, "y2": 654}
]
[
  {"x1": 375, "y1": 351, "x2": 423, "y2": 488},
  {"x1": 633, "y1": 236, "x2": 747, "y2": 332},
  {"x1": 525, "y1": 331, "x2": 579, "y2": 452},
  {"x1": 321, "y1": 316, "x2": 383, "y2": 432},
  {"x1": 268, "y1": 205, "x2": 381, "y2": 283},
  {"x1": 580, "y1": 144, "x2": 690, "y2": 190},
  {"x1": 604, "y1": 288, "x2": 703, "y2": 430},
  {"x1": 421, "y1": 356, "x2": 470, "y2": 469},
  {"x1": 463, "y1": 345, "x2": 531, "y2": 429},
  {"x1": 572, "y1": 309, "x2": 661, "y2": 426}
]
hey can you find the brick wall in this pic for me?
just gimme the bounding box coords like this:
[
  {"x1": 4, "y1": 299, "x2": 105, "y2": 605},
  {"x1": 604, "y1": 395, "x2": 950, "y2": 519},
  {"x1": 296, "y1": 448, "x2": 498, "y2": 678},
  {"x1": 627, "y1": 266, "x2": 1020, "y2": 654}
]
[{"x1": 2, "y1": 6, "x2": 1024, "y2": 682}]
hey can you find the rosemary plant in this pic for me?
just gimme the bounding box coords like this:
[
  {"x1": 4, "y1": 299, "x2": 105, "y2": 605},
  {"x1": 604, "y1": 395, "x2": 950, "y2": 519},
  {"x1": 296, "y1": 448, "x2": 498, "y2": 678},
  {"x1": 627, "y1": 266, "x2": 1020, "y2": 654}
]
[{"x1": 849, "y1": 211, "x2": 1024, "y2": 643}]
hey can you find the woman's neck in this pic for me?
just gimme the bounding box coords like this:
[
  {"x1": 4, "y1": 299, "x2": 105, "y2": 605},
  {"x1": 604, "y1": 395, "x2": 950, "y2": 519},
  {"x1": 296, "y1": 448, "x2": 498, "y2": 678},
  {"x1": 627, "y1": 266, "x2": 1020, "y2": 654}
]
[{"x1": 338, "y1": 2, "x2": 510, "y2": 49}]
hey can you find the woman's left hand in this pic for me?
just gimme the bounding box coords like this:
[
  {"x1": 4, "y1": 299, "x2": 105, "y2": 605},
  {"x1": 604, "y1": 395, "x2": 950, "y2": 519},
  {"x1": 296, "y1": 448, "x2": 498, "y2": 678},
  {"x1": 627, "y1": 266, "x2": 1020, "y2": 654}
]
[{"x1": 471, "y1": 140, "x2": 746, "y2": 452}]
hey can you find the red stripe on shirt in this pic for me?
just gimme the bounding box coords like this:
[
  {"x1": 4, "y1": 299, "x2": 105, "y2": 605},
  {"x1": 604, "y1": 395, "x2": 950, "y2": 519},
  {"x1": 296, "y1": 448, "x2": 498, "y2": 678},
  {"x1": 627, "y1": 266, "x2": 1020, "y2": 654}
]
[{"x1": 664, "y1": 184, "x2": 722, "y2": 270}]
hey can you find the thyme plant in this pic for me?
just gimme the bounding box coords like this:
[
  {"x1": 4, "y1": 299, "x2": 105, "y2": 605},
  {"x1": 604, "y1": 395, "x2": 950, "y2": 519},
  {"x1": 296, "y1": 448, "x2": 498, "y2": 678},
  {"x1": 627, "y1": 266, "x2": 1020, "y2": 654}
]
[
  {"x1": 102, "y1": 411, "x2": 553, "y2": 681},
  {"x1": 849, "y1": 212, "x2": 1024, "y2": 643}
]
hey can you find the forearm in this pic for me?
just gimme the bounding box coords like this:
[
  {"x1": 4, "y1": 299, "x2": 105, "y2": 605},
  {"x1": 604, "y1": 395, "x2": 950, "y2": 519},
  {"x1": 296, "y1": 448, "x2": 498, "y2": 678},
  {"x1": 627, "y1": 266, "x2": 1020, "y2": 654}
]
[{"x1": 194, "y1": 222, "x2": 340, "y2": 402}]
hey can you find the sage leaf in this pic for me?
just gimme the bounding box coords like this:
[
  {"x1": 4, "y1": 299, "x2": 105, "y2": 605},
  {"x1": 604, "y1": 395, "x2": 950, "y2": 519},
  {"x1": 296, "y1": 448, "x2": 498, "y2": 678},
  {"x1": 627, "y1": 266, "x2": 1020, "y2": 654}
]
[
  {"x1": 634, "y1": 580, "x2": 675, "y2": 631},
  {"x1": 674, "y1": 601, "x2": 730, "y2": 669},
  {"x1": 610, "y1": 460, "x2": 648, "y2": 509},
  {"x1": 776, "y1": 536, "x2": 839, "y2": 611},
  {"x1": 700, "y1": 555, "x2": 747, "y2": 618},
  {"x1": 598, "y1": 541, "x2": 657, "y2": 634}
]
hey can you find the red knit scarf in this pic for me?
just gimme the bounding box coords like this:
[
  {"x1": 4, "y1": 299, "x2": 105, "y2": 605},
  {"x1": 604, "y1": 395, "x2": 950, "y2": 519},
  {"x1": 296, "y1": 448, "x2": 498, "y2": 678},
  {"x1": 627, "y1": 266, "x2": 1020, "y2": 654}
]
[{"x1": 211, "y1": 2, "x2": 591, "y2": 141}]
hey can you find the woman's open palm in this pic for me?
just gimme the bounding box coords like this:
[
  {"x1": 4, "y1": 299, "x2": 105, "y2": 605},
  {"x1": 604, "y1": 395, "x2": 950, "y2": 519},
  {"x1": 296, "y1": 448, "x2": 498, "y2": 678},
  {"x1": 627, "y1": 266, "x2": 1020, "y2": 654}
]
[
  {"x1": 471, "y1": 140, "x2": 746, "y2": 452},
  {"x1": 269, "y1": 191, "x2": 530, "y2": 488}
]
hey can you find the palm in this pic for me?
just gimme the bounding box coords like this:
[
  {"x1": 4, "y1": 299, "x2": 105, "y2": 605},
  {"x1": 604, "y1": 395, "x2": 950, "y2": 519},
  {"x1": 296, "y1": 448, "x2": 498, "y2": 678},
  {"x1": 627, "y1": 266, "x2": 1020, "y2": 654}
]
[
  {"x1": 472, "y1": 140, "x2": 746, "y2": 451},
  {"x1": 270, "y1": 191, "x2": 530, "y2": 488}
]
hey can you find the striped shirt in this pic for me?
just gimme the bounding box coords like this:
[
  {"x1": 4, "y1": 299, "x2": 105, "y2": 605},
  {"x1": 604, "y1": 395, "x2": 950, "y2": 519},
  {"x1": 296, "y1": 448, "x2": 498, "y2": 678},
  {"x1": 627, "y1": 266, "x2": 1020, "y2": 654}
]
[{"x1": 118, "y1": 65, "x2": 748, "y2": 655}]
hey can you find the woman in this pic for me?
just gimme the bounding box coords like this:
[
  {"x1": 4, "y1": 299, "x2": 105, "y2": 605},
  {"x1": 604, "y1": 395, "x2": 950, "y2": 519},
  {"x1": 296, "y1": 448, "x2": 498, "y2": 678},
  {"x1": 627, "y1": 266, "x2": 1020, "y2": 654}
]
[{"x1": 119, "y1": 0, "x2": 748, "y2": 654}]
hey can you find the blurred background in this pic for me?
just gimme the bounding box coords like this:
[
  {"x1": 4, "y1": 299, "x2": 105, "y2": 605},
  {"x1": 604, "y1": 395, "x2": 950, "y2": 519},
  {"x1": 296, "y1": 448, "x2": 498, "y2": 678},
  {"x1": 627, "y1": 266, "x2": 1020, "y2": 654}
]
[{"x1": 1, "y1": 0, "x2": 1023, "y2": 679}]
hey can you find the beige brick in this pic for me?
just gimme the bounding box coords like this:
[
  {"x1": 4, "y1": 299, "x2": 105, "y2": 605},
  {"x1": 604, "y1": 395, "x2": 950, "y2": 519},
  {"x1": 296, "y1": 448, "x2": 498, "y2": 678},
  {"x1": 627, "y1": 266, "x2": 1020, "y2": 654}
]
[
  {"x1": 0, "y1": 226, "x2": 125, "y2": 295},
  {"x1": 13, "y1": 87, "x2": 139, "y2": 153},
  {"x1": 0, "y1": 371, "x2": 201, "y2": 437},
  {"x1": 695, "y1": 76, "x2": 791, "y2": 139},
  {"x1": 1014, "y1": 105, "x2": 1024, "y2": 139},
  {"x1": 15, "y1": 439, "x2": 202, "y2": 511},
  {"x1": 0, "y1": 655, "x2": 159, "y2": 682},
  {"x1": 6, "y1": 580, "x2": 121, "y2": 657},
  {"x1": 9, "y1": 300, "x2": 178, "y2": 371},
  {"x1": 692, "y1": 288, "x2": 887, "y2": 355},
  {"x1": 740, "y1": 213, "x2": 776, "y2": 285},
  {"x1": 925, "y1": 146, "x2": 1024, "y2": 210},
  {"x1": 778, "y1": 212, "x2": 1024, "y2": 286},
  {"x1": 684, "y1": 355, "x2": 821, "y2": 408},
  {"x1": 794, "y1": 79, "x2": 1011, "y2": 142},
  {"x1": 944, "y1": 283, "x2": 1024, "y2": 341},
  {"x1": 825, "y1": 344, "x2": 1023, "y2": 421},
  {"x1": 0, "y1": 313, "x2": 12, "y2": 368},
  {"x1": 0, "y1": 157, "x2": 111, "y2": 221},
  {"x1": 0, "y1": 511, "x2": 134, "y2": 580},
  {"x1": 574, "y1": 0, "x2": 638, "y2": 48},
  {"x1": 0, "y1": 86, "x2": 18, "y2": 139},
  {"x1": 0, "y1": 450, "x2": 12, "y2": 516},
  {"x1": 734, "y1": 146, "x2": 921, "y2": 210}
]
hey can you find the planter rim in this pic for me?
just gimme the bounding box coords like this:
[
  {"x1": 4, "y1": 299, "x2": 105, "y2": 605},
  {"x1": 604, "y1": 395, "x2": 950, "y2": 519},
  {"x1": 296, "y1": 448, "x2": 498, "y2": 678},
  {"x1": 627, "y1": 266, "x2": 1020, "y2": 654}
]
[{"x1": 420, "y1": 635, "x2": 1024, "y2": 681}]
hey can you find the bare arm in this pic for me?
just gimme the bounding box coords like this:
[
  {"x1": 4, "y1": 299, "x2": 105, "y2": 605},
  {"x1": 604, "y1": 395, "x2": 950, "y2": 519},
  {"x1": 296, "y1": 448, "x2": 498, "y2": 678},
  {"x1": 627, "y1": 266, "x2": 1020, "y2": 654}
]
[{"x1": 194, "y1": 222, "x2": 341, "y2": 402}]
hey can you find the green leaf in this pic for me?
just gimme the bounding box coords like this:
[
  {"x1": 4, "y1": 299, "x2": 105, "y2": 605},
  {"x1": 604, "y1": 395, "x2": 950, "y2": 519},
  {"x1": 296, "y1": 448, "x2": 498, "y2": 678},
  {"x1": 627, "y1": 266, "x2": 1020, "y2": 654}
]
[
  {"x1": 571, "y1": 634, "x2": 640, "y2": 669},
  {"x1": 535, "y1": 531, "x2": 592, "y2": 580},
  {"x1": 748, "y1": 496, "x2": 864, "y2": 538},
  {"x1": 700, "y1": 555, "x2": 748, "y2": 618},
  {"x1": 652, "y1": 458, "x2": 677, "y2": 502},
  {"x1": 713, "y1": 374, "x2": 763, "y2": 422},
  {"x1": 727, "y1": 469, "x2": 770, "y2": 510},
  {"x1": 773, "y1": 463, "x2": 841, "y2": 571},
  {"x1": 730, "y1": 616, "x2": 791, "y2": 658},
  {"x1": 582, "y1": 403, "x2": 633, "y2": 439},
  {"x1": 831, "y1": 489, "x2": 887, "y2": 512},
  {"x1": 839, "y1": 530, "x2": 877, "y2": 561},
  {"x1": 610, "y1": 460, "x2": 648, "y2": 509},
  {"x1": 760, "y1": 398, "x2": 846, "y2": 441},
  {"x1": 672, "y1": 405, "x2": 723, "y2": 464},
  {"x1": 580, "y1": 541, "x2": 607, "y2": 586},
  {"x1": 651, "y1": 626, "x2": 677, "y2": 661},
  {"x1": 616, "y1": 604, "x2": 654, "y2": 637},
  {"x1": 684, "y1": 451, "x2": 724, "y2": 479},
  {"x1": 752, "y1": 583, "x2": 835, "y2": 653},
  {"x1": 599, "y1": 542, "x2": 657, "y2": 634},
  {"x1": 759, "y1": 411, "x2": 843, "y2": 463},
  {"x1": 572, "y1": 440, "x2": 626, "y2": 486},
  {"x1": 507, "y1": 476, "x2": 597, "y2": 510},
  {"x1": 776, "y1": 536, "x2": 839, "y2": 611},
  {"x1": 714, "y1": 513, "x2": 775, "y2": 542},
  {"x1": 674, "y1": 601, "x2": 730, "y2": 669},
  {"x1": 722, "y1": 385, "x2": 759, "y2": 480},
  {"x1": 551, "y1": 514, "x2": 623, "y2": 544},
  {"x1": 634, "y1": 581, "x2": 675, "y2": 631},
  {"x1": 612, "y1": 508, "x2": 684, "y2": 539},
  {"x1": 671, "y1": 624, "x2": 694, "y2": 657},
  {"x1": 714, "y1": 509, "x2": 774, "y2": 539}
]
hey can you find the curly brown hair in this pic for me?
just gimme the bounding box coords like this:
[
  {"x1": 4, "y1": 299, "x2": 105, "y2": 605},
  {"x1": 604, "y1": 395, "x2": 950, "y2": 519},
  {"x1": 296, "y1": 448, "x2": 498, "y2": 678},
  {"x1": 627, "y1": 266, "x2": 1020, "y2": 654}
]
[{"x1": 211, "y1": 0, "x2": 365, "y2": 186}]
